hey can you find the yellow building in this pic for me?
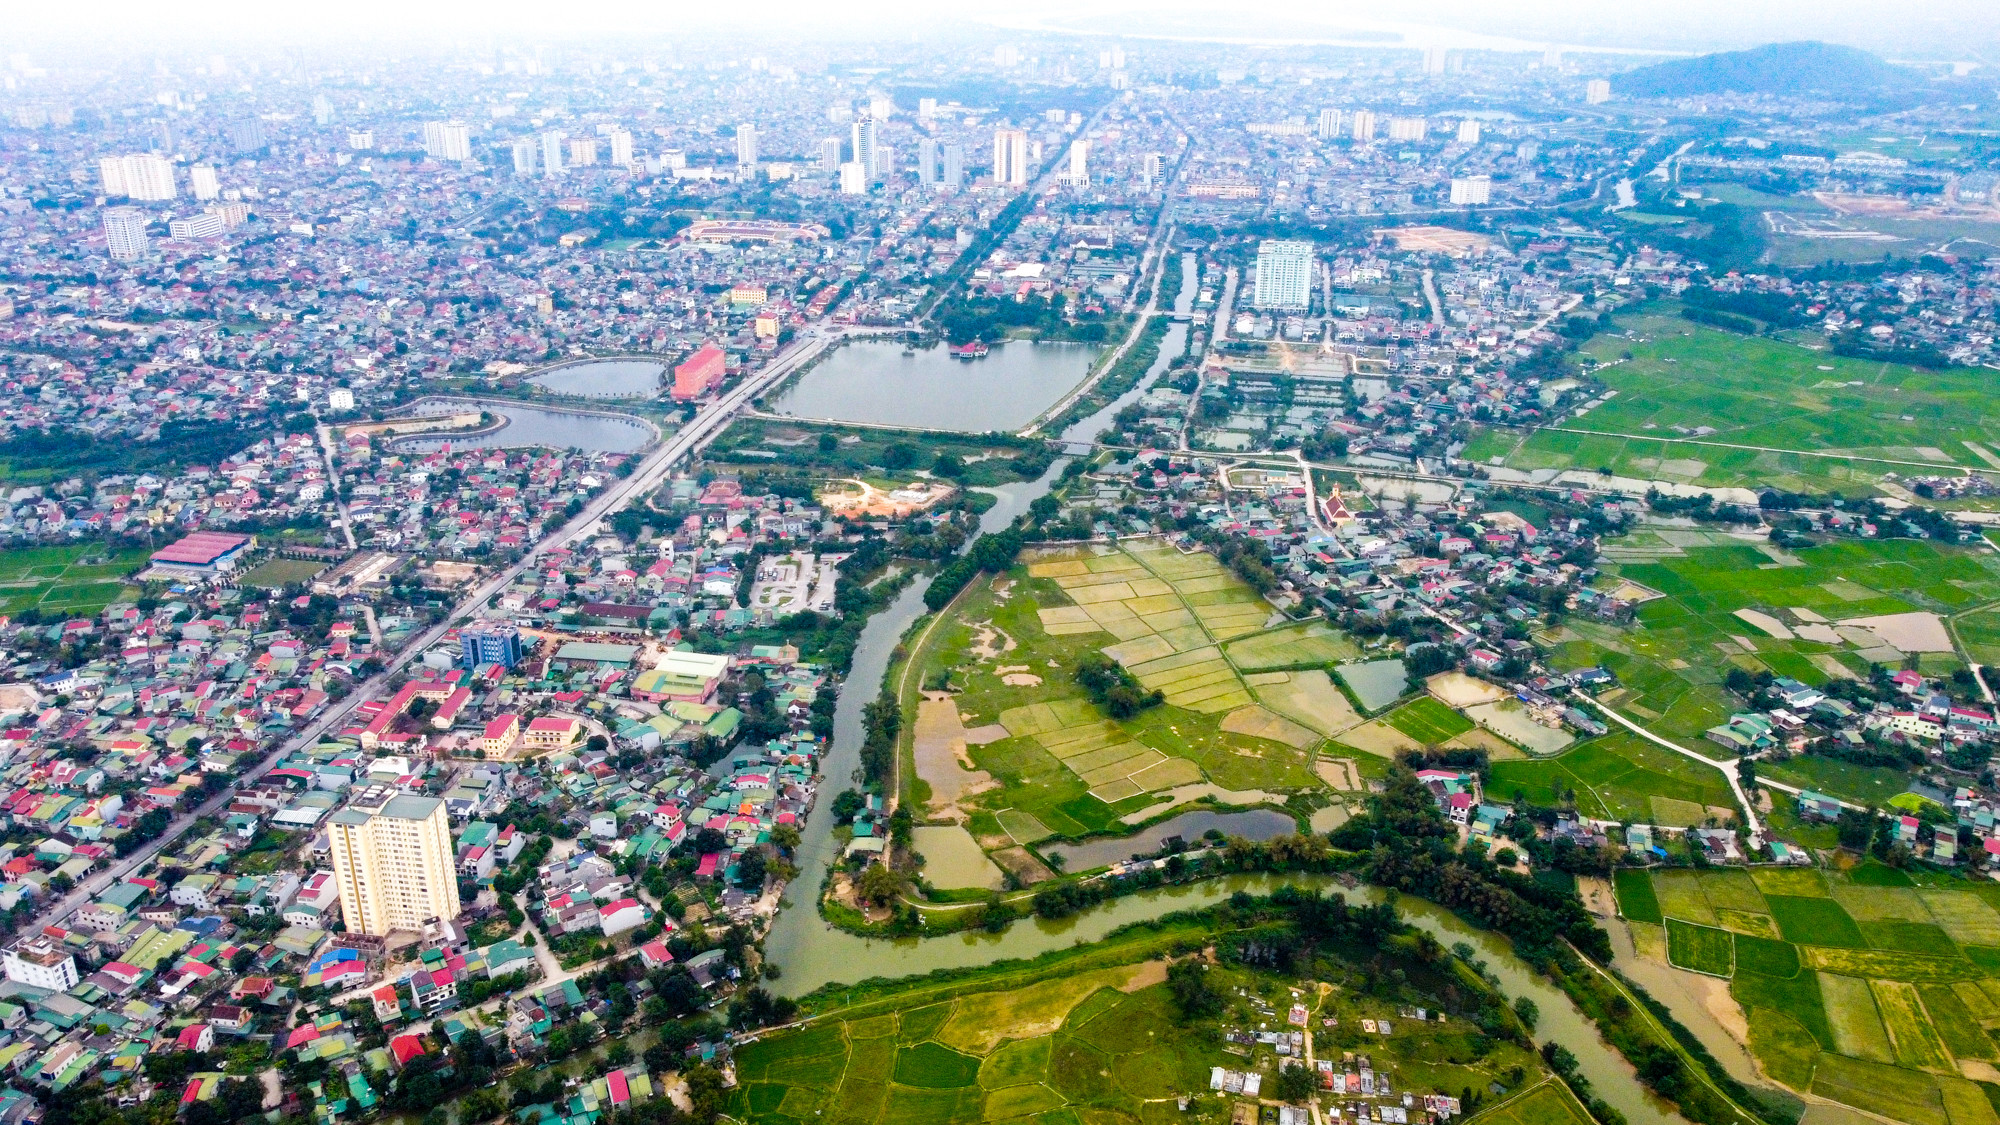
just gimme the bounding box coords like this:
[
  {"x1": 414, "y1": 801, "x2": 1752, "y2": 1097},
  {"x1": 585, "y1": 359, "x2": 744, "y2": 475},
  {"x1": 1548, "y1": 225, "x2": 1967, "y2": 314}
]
[{"x1": 328, "y1": 791, "x2": 461, "y2": 937}]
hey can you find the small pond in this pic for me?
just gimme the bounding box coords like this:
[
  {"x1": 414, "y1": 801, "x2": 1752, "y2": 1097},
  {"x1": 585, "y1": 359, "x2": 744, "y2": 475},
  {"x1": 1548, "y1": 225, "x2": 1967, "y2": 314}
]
[
  {"x1": 528, "y1": 359, "x2": 666, "y2": 398},
  {"x1": 1337, "y1": 658, "x2": 1410, "y2": 712},
  {"x1": 396, "y1": 399, "x2": 653, "y2": 454},
  {"x1": 1039, "y1": 808, "x2": 1297, "y2": 872}
]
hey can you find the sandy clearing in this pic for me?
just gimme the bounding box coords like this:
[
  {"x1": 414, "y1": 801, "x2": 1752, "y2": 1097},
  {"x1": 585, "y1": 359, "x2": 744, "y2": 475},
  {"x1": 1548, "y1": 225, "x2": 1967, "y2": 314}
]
[
  {"x1": 1464, "y1": 700, "x2": 1574, "y2": 755},
  {"x1": 1340, "y1": 720, "x2": 1422, "y2": 757},
  {"x1": 1796, "y1": 624, "x2": 1843, "y2": 644},
  {"x1": 1000, "y1": 674, "x2": 1042, "y2": 686},
  {"x1": 1426, "y1": 671, "x2": 1508, "y2": 707},
  {"x1": 1842, "y1": 611, "x2": 1953, "y2": 652},
  {"x1": 1733, "y1": 608, "x2": 1795, "y2": 639},
  {"x1": 1220, "y1": 704, "x2": 1324, "y2": 749},
  {"x1": 914, "y1": 693, "x2": 995, "y2": 815},
  {"x1": 1315, "y1": 759, "x2": 1361, "y2": 791},
  {"x1": 1790, "y1": 607, "x2": 1828, "y2": 622}
]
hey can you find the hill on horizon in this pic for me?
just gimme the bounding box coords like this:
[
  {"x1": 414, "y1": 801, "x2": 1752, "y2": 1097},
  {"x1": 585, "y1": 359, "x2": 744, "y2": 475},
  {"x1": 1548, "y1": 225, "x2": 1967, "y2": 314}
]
[{"x1": 1615, "y1": 41, "x2": 1926, "y2": 101}]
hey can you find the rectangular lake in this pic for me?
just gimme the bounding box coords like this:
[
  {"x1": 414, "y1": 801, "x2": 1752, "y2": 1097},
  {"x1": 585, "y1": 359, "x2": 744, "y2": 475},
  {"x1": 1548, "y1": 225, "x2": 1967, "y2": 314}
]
[{"x1": 764, "y1": 339, "x2": 1101, "y2": 432}]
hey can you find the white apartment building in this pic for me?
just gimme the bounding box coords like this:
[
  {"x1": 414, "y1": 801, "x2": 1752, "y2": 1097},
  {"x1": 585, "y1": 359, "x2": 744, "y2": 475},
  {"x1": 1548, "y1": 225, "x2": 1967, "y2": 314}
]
[
  {"x1": 1253, "y1": 240, "x2": 1314, "y2": 311},
  {"x1": 99, "y1": 153, "x2": 176, "y2": 201},
  {"x1": 1450, "y1": 175, "x2": 1492, "y2": 205},
  {"x1": 3, "y1": 942, "x2": 77, "y2": 991},
  {"x1": 423, "y1": 120, "x2": 471, "y2": 162},
  {"x1": 541, "y1": 131, "x2": 567, "y2": 179},
  {"x1": 735, "y1": 123, "x2": 758, "y2": 167},
  {"x1": 609, "y1": 129, "x2": 633, "y2": 167},
  {"x1": 329, "y1": 792, "x2": 461, "y2": 937},
  {"x1": 839, "y1": 161, "x2": 867, "y2": 195},
  {"x1": 993, "y1": 127, "x2": 1029, "y2": 187},
  {"x1": 189, "y1": 163, "x2": 220, "y2": 201},
  {"x1": 102, "y1": 207, "x2": 148, "y2": 261}
]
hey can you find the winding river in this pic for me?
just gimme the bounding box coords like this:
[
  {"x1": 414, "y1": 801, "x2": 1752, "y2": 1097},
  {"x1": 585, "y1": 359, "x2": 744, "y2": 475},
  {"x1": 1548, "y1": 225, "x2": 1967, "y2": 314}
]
[{"x1": 762, "y1": 253, "x2": 1682, "y2": 1124}]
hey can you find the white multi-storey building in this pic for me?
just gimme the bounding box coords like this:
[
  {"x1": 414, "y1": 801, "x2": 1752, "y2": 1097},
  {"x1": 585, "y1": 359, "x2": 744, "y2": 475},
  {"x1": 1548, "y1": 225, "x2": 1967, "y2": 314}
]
[{"x1": 1253, "y1": 240, "x2": 1314, "y2": 311}]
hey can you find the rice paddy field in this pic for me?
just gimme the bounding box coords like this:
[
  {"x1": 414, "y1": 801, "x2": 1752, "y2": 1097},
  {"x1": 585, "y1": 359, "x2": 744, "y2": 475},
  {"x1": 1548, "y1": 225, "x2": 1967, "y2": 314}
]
[
  {"x1": 1543, "y1": 536, "x2": 2000, "y2": 746},
  {"x1": 0, "y1": 543, "x2": 151, "y2": 618},
  {"x1": 1488, "y1": 732, "x2": 1741, "y2": 826},
  {"x1": 728, "y1": 929, "x2": 1552, "y2": 1125},
  {"x1": 1618, "y1": 865, "x2": 2000, "y2": 1125},
  {"x1": 909, "y1": 538, "x2": 1350, "y2": 865},
  {"x1": 1464, "y1": 308, "x2": 2000, "y2": 500}
]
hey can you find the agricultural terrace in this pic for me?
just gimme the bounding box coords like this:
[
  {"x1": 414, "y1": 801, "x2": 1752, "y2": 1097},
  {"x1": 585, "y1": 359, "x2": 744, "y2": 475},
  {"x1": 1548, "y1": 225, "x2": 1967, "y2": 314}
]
[
  {"x1": 729, "y1": 912, "x2": 1552, "y2": 1125},
  {"x1": 904, "y1": 538, "x2": 1360, "y2": 878},
  {"x1": 1544, "y1": 536, "x2": 2000, "y2": 749},
  {"x1": 1462, "y1": 308, "x2": 2000, "y2": 500},
  {"x1": 0, "y1": 543, "x2": 150, "y2": 618},
  {"x1": 1615, "y1": 864, "x2": 2000, "y2": 1125}
]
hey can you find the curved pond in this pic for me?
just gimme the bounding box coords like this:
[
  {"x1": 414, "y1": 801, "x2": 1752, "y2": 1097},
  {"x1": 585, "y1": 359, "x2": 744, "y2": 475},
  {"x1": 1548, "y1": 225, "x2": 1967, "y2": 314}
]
[
  {"x1": 529, "y1": 359, "x2": 666, "y2": 398},
  {"x1": 395, "y1": 399, "x2": 653, "y2": 454},
  {"x1": 1040, "y1": 808, "x2": 1296, "y2": 872},
  {"x1": 766, "y1": 340, "x2": 1103, "y2": 433}
]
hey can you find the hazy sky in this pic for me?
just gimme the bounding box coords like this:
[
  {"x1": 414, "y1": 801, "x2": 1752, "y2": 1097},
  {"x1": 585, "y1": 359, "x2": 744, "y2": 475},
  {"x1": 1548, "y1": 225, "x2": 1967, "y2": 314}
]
[{"x1": 15, "y1": 0, "x2": 1997, "y2": 60}]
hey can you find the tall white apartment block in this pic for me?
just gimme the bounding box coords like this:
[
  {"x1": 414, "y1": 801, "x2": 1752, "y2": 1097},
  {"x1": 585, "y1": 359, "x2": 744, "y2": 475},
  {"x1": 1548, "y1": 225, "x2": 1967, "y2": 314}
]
[
  {"x1": 1387, "y1": 116, "x2": 1428, "y2": 142},
  {"x1": 1457, "y1": 119, "x2": 1481, "y2": 144},
  {"x1": 541, "y1": 131, "x2": 567, "y2": 178},
  {"x1": 609, "y1": 129, "x2": 633, "y2": 167},
  {"x1": 735, "y1": 123, "x2": 758, "y2": 167},
  {"x1": 189, "y1": 163, "x2": 220, "y2": 201},
  {"x1": 1252, "y1": 240, "x2": 1314, "y2": 311},
  {"x1": 1317, "y1": 109, "x2": 1342, "y2": 139},
  {"x1": 1141, "y1": 152, "x2": 1162, "y2": 189},
  {"x1": 1068, "y1": 139, "x2": 1089, "y2": 185},
  {"x1": 100, "y1": 153, "x2": 176, "y2": 201},
  {"x1": 1423, "y1": 46, "x2": 1447, "y2": 75},
  {"x1": 850, "y1": 119, "x2": 877, "y2": 180},
  {"x1": 102, "y1": 207, "x2": 149, "y2": 261},
  {"x1": 328, "y1": 793, "x2": 461, "y2": 938},
  {"x1": 918, "y1": 97, "x2": 938, "y2": 118},
  {"x1": 1586, "y1": 79, "x2": 1611, "y2": 105},
  {"x1": 838, "y1": 161, "x2": 867, "y2": 195},
  {"x1": 819, "y1": 137, "x2": 842, "y2": 170},
  {"x1": 512, "y1": 137, "x2": 537, "y2": 176},
  {"x1": 993, "y1": 127, "x2": 1029, "y2": 187},
  {"x1": 941, "y1": 143, "x2": 964, "y2": 189},
  {"x1": 916, "y1": 138, "x2": 939, "y2": 186},
  {"x1": 312, "y1": 94, "x2": 335, "y2": 125},
  {"x1": 869, "y1": 96, "x2": 893, "y2": 121},
  {"x1": 1449, "y1": 175, "x2": 1492, "y2": 205},
  {"x1": 568, "y1": 136, "x2": 598, "y2": 167},
  {"x1": 347, "y1": 130, "x2": 374, "y2": 151},
  {"x1": 1350, "y1": 111, "x2": 1377, "y2": 142},
  {"x1": 423, "y1": 120, "x2": 471, "y2": 162}
]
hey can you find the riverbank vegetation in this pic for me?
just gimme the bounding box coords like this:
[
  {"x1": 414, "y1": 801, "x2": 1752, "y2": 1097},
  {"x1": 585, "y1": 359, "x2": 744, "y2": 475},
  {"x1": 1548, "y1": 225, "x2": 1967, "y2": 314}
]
[{"x1": 739, "y1": 887, "x2": 1563, "y2": 1125}]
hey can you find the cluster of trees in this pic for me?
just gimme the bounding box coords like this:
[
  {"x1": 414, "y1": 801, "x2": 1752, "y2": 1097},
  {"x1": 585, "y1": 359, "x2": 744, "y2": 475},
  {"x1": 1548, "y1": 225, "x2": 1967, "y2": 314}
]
[
  {"x1": 924, "y1": 525, "x2": 1026, "y2": 611},
  {"x1": 857, "y1": 696, "x2": 901, "y2": 788},
  {"x1": 935, "y1": 291, "x2": 1114, "y2": 346},
  {"x1": 1073, "y1": 653, "x2": 1164, "y2": 719}
]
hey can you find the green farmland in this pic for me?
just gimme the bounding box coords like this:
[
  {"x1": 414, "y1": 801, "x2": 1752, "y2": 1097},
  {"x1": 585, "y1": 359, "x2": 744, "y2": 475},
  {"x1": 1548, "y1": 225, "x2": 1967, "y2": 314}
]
[
  {"x1": 1624, "y1": 866, "x2": 2000, "y2": 1125},
  {"x1": 1488, "y1": 732, "x2": 1741, "y2": 826},
  {"x1": 905, "y1": 538, "x2": 1344, "y2": 878},
  {"x1": 1545, "y1": 536, "x2": 2000, "y2": 745},
  {"x1": 0, "y1": 544, "x2": 150, "y2": 619},
  {"x1": 730, "y1": 915, "x2": 1552, "y2": 1125},
  {"x1": 1469, "y1": 307, "x2": 2000, "y2": 500}
]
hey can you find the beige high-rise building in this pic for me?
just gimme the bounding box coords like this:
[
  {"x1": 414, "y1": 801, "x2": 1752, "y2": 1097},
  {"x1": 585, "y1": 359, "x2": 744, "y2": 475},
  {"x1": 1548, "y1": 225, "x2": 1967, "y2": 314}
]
[
  {"x1": 993, "y1": 127, "x2": 1029, "y2": 187},
  {"x1": 328, "y1": 792, "x2": 460, "y2": 937}
]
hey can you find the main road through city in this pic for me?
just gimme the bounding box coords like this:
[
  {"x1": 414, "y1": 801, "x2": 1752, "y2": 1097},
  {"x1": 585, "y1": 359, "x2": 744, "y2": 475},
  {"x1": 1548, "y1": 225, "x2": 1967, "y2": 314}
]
[{"x1": 19, "y1": 326, "x2": 846, "y2": 936}]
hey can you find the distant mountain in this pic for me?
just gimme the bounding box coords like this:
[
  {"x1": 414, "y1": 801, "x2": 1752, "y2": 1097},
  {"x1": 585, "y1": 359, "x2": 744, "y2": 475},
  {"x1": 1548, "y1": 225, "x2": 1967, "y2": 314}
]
[{"x1": 1614, "y1": 41, "x2": 1925, "y2": 101}]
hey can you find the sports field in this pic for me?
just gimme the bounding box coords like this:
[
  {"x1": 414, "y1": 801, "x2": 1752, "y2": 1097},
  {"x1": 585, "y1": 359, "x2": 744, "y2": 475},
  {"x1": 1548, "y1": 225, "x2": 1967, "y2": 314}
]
[
  {"x1": 1471, "y1": 308, "x2": 2000, "y2": 499},
  {"x1": 237, "y1": 558, "x2": 328, "y2": 590},
  {"x1": 730, "y1": 939, "x2": 1550, "y2": 1125},
  {"x1": 1629, "y1": 866, "x2": 2000, "y2": 1125},
  {"x1": 0, "y1": 544, "x2": 150, "y2": 618},
  {"x1": 915, "y1": 538, "x2": 1337, "y2": 862},
  {"x1": 1545, "y1": 536, "x2": 2000, "y2": 746}
]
